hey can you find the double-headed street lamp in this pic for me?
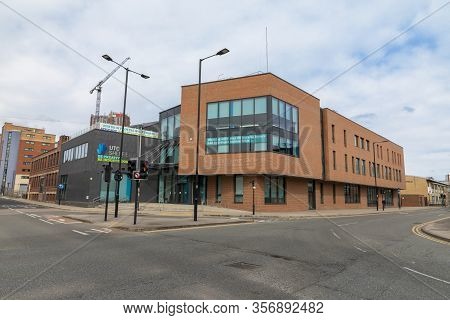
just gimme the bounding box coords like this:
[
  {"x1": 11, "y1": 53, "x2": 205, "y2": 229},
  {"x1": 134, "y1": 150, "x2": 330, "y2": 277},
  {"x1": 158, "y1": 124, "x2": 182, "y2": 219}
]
[
  {"x1": 193, "y1": 48, "x2": 230, "y2": 222},
  {"x1": 102, "y1": 54, "x2": 149, "y2": 218},
  {"x1": 372, "y1": 140, "x2": 388, "y2": 211}
]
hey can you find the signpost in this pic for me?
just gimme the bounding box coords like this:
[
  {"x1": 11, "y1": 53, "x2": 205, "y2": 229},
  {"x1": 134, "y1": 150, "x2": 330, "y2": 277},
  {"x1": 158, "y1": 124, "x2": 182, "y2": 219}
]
[{"x1": 103, "y1": 162, "x2": 112, "y2": 221}]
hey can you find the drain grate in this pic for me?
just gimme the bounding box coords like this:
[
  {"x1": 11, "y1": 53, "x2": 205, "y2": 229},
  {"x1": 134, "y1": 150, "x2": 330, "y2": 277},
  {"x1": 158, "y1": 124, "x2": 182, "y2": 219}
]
[{"x1": 225, "y1": 261, "x2": 261, "y2": 270}]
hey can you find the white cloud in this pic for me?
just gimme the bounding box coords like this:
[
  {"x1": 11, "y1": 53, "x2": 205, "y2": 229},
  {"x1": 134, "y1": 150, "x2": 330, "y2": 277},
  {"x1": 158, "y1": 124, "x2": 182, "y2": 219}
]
[{"x1": 0, "y1": 0, "x2": 449, "y2": 179}]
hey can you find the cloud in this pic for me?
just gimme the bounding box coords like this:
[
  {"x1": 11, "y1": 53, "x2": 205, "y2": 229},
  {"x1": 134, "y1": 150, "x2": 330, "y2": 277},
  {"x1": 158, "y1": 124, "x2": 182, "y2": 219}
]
[{"x1": 0, "y1": 0, "x2": 449, "y2": 179}]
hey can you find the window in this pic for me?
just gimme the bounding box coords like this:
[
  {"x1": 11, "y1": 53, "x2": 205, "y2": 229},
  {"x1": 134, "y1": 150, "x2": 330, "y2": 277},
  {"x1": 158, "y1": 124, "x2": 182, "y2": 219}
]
[
  {"x1": 361, "y1": 160, "x2": 366, "y2": 175},
  {"x1": 352, "y1": 156, "x2": 355, "y2": 173},
  {"x1": 344, "y1": 184, "x2": 360, "y2": 203},
  {"x1": 360, "y1": 137, "x2": 364, "y2": 149},
  {"x1": 366, "y1": 140, "x2": 370, "y2": 151},
  {"x1": 344, "y1": 130, "x2": 347, "y2": 147},
  {"x1": 333, "y1": 184, "x2": 336, "y2": 204},
  {"x1": 216, "y1": 176, "x2": 222, "y2": 202},
  {"x1": 380, "y1": 146, "x2": 383, "y2": 160},
  {"x1": 354, "y1": 135, "x2": 359, "y2": 147},
  {"x1": 331, "y1": 125, "x2": 335, "y2": 143},
  {"x1": 206, "y1": 96, "x2": 298, "y2": 156},
  {"x1": 377, "y1": 164, "x2": 380, "y2": 178},
  {"x1": 332, "y1": 151, "x2": 336, "y2": 170},
  {"x1": 367, "y1": 187, "x2": 377, "y2": 207},
  {"x1": 264, "y1": 176, "x2": 285, "y2": 204},
  {"x1": 234, "y1": 175, "x2": 243, "y2": 203},
  {"x1": 355, "y1": 158, "x2": 360, "y2": 174},
  {"x1": 320, "y1": 183, "x2": 324, "y2": 204},
  {"x1": 345, "y1": 154, "x2": 348, "y2": 172},
  {"x1": 384, "y1": 189, "x2": 393, "y2": 206},
  {"x1": 387, "y1": 149, "x2": 389, "y2": 162}
]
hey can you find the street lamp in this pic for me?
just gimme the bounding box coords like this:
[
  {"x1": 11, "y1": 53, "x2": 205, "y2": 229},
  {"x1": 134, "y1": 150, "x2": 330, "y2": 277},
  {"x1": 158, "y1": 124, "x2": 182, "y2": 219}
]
[
  {"x1": 252, "y1": 180, "x2": 256, "y2": 216},
  {"x1": 372, "y1": 140, "x2": 388, "y2": 211},
  {"x1": 193, "y1": 48, "x2": 230, "y2": 222},
  {"x1": 102, "y1": 54, "x2": 149, "y2": 218}
]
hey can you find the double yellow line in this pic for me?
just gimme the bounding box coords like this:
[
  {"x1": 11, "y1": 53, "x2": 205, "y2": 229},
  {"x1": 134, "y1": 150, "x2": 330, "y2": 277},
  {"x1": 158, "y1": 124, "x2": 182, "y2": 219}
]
[{"x1": 412, "y1": 217, "x2": 449, "y2": 246}]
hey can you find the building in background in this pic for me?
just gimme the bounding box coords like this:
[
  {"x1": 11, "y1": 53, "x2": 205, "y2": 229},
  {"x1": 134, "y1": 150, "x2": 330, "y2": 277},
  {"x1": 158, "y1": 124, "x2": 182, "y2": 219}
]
[
  {"x1": 58, "y1": 123, "x2": 160, "y2": 206},
  {"x1": 402, "y1": 175, "x2": 447, "y2": 206},
  {"x1": 152, "y1": 73, "x2": 406, "y2": 211},
  {"x1": 90, "y1": 111, "x2": 131, "y2": 127},
  {"x1": 0, "y1": 123, "x2": 56, "y2": 196},
  {"x1": 28, "y1": 135, "x2": 70, "y2": 202}
]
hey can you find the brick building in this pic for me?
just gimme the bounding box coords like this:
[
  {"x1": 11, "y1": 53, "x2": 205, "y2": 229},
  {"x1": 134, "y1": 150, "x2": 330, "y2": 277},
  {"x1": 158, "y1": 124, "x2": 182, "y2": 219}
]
[
  {"x1": 155, "y1": 73, "x2": 406, "y2": 212},
  {"x1": 0, "y1": 123, "x2": 56, "y2": 196},
  {"x1": 28, "y1": 136, "x2": 70, "y2": 202},
  {"x1": 402, "y1": 175, "x2": 447, "y2": 206},
  {"x1": 90, "y1": 111, "x2": 131, "y2": 127}
]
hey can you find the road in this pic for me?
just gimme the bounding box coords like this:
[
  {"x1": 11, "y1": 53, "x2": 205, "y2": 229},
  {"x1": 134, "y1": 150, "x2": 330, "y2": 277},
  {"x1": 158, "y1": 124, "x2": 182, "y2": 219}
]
[{"x1": 0, "y1": 197, "x2": 449, "y2": 299}]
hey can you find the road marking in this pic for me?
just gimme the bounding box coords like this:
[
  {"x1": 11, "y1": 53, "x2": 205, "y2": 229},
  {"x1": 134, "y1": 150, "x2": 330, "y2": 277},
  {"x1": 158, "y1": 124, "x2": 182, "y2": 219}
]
[
  {"x1": 72, "y1": 230, "x2": 89, "y2": 236},
  {"x1": 26, "y1": 213, "x2": 37, "y2": 218},
  {"x1": 403, "y1": 267, "x2": 450, "y2": 285},
  {"x1": 353, "y1": 246, "x2": 367, "y2": 253},
  {"x1": 337, "y1": 222, "x2": 358, "y2": 227},
  {"x1": 90, "y1": 228, "x2": 110, "y2": 233},
  {"x1": 29, "y1": 213, "x2": 41, "y2": 218},
  {"x1": 330, "y1": 229, "x2": 341, "y2": 240},
  {"x1": 16, "y1": 210, "x2": 24, "y2": 214},
  {"x1": 411, "y1": 219, "x2": 450, "y2": 246},
  {"x1": 39, "y1": 219, "x2": 54, "y2": 225}
]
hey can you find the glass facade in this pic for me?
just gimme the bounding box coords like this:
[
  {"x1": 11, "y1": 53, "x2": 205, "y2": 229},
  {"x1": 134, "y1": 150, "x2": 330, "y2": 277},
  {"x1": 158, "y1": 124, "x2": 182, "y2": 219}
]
[{"x1": 206, "y1": 96, "x2": 299, "y2": 156}]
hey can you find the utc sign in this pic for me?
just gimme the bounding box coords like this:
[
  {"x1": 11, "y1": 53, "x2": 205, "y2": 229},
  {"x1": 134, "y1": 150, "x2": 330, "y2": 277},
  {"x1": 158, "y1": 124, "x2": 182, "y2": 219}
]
[{"x1": 96, "y1": 143, "x2": 128, "y2": 163}]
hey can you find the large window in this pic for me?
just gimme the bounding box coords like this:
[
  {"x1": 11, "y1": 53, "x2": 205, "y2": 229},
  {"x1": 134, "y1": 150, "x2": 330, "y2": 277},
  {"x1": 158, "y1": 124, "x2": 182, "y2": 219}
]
[
  {"x1": 367, "y1": 187, "x2": 377, "y2": 207},
  {"x1": 206, "y1": 96, "x2": 299, "y2": 157},
  {"x1": 160, "y1": 108, "x2": 181, "y2": 141},
  {"x1": 234, "y1": 175, "x2": 243, "y2": 203},
  {"x1": 344, "y1": 184, "x2": 360, "y2": 203},
  {"x1": 216, "y1": 176, "x2": 222, "y2": 203},
  {"x1": 264, "y1": 176, "x2": 285, "y2": 204},
  {"x1": 384, "y1": 189, "x2": 393, "y2": 206},
  {"x1": 63, "y1": 143, "x2": 88, "y2": 163}
]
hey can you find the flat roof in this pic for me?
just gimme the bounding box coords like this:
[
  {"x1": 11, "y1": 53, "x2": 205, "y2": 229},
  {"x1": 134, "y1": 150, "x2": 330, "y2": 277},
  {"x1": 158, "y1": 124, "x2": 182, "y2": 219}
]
[
  {"x1": 322, "y1": 107, "x2": 403, "y2": 149},
  {"x1": 181, "y1": 72, "x2": 320, "y2": 101}
]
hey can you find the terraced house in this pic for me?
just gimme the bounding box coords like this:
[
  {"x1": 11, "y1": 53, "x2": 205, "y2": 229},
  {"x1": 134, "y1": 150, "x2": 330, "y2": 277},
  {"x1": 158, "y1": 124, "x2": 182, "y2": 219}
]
[{"x1": 154, "y1": 73, "x2": 406, "y2": 211}]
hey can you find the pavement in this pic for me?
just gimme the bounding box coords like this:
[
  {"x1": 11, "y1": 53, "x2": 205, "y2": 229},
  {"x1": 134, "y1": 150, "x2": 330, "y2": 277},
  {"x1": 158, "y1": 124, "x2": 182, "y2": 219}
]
[
  {"x1": 421, "y1": 217, "x2": 450, "y2": 243},
  {"x1": 1, "y1": 196, "x2": 449, "y2": 299},
  {"x1": 1, "y1": 196, "x2": 439, "y2": 232}
]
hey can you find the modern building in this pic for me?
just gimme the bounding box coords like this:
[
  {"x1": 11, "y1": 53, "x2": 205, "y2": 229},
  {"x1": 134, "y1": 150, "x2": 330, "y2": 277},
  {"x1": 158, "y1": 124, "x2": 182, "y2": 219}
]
[
  {"x1": 0, "y1": 123, "x2": 56, "y2": 196},
  {"x1": 153, "y1": 73, "x2": 406, "y2": 211},
  {"x1": 402, "y1": 175, "x2": 447, "y2": 206},
  {"x1": 58, "y1": 122, "x2": 160, "y2": 206},
  {"x1": 28, "y1": 135, "x2": 70, "y2": 202},
  {"x1": 90, "y1": 111, "x2": 131, "y2": 127}
]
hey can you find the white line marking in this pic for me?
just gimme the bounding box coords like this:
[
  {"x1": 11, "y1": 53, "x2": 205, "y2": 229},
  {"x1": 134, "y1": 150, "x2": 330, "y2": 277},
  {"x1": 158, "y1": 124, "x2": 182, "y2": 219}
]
[
  {"x1": 331, "y1": 230, "x2": 341, "y2": 240},
  {"x1": 90, "y1": 228, "x2": 109, "y2": 233},
  {"x1": 72, "y1": 230, "x2": 89, "y2": 236},
  {"x1": 403, "y1": 267, "x2": 450, "y2": 285},
  {"x1": 39, "y1": 219, "x2": 53, "y2": 225},
  {"x1": 48, "y1": 219, "x2": 65, "y2": 224},
  {"x1": 354, "y1": 246, "x2": 367, "y2": 253},
  {"x1": 26, "y1": 213, "x2": 37, "y2": 218},
  {"x1": 16, "y1": 210, "x2": 24, "y2": 214},
  {"x1": 337, "y1": 222, "x2": 358, "y2": 227},
  {"x1": 29, "y1": 214, "x2": 41, "y2": 218}
]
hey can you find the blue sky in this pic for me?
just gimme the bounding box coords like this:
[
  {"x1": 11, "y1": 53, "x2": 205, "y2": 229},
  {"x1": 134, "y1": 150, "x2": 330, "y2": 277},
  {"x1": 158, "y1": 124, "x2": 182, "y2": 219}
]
[{"x1": 0, "y1": 0, "x2": 449, "y2": 179}]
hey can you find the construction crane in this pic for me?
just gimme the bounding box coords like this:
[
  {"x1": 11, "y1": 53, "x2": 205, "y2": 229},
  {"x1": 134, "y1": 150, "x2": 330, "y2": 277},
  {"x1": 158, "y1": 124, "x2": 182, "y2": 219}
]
[{"x1": 89, "y1": 57, "x2": 130, "y2": 123}]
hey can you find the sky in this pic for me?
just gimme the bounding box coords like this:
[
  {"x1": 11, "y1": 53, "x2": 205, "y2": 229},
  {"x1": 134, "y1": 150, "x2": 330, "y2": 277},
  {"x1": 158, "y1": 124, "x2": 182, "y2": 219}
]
[{"x1": 0, "y1": 0, "x2": 449, "y2": 180}]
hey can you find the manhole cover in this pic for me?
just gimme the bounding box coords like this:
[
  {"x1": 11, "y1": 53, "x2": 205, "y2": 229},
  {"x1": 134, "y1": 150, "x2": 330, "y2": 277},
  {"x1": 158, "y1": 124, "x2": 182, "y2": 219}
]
[{"x1": 225, "y1": 261, "x2": 261, "y2": 270}]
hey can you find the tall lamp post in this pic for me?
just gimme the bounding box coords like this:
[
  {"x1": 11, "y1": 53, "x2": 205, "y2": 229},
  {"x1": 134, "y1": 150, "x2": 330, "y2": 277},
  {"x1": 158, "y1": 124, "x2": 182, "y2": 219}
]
[
  {"x1": 102, "y1": 54, "x2": 149, "y2": 218},
  {"x1": 372, "y1": 140, "x2": 388, "y2": 211},
  {"x1": 193, "y1": 48, "x2": 229, "y2": 222}
]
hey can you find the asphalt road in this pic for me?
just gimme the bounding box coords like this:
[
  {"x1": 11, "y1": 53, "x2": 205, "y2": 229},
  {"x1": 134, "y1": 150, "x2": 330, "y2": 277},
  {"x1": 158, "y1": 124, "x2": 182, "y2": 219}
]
[{"x1": 1, "y1": 197, "x2": 449, "y2": 299}]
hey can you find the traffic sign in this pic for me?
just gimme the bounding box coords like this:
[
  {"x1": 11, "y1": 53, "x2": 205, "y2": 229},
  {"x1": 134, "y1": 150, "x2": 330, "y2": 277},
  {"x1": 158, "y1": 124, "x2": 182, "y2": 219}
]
[
  {"x1": 57, "y1": 184, "x2": 65, "y2": 190},
  {"x1": 132, "y1": 171, "x2": 147, "y2": 180}
]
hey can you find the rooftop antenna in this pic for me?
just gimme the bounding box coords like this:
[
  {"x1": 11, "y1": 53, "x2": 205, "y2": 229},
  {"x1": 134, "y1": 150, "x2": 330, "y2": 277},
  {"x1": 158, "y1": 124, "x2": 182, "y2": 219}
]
[{"x1": 265, "y1": 26, "x2": 269, "y2": 72}]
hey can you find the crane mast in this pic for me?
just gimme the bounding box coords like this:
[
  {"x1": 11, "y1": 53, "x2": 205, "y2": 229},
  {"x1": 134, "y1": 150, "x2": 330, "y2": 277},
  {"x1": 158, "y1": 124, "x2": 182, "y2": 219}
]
[{"x1": 90, "y1": 57, "x2": 130, "y2": 124}]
